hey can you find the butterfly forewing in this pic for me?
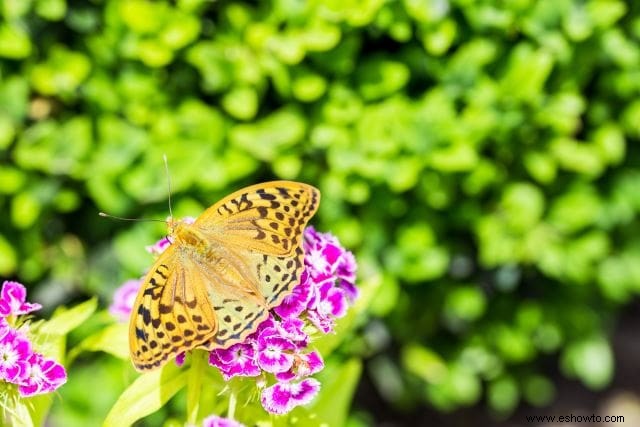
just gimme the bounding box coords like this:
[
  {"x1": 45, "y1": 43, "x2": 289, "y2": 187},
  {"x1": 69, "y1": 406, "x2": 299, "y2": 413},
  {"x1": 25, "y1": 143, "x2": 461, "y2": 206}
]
[
  {"x1": 129, "y1": 181, "x2": 320, "y2": 371},
  {"x1": 196, "y1": 181, "x2": 320, "y2": 256}
]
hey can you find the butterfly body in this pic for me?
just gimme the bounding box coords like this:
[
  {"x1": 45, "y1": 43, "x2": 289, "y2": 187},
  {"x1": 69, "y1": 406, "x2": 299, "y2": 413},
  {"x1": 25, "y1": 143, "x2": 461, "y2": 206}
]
[
  {"x1": 129, "y1": 181, "x2": 320, "y2": 371},
  {"x1": 172, "y1": 222, "x2": 209, "y2": 253}
]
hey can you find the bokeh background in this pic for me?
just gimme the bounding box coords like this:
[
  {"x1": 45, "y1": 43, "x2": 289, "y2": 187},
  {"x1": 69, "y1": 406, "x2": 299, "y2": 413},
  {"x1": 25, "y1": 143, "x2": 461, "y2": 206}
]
[{"x1": 2, "y1": 0, "x2": 640, "y2": 425}]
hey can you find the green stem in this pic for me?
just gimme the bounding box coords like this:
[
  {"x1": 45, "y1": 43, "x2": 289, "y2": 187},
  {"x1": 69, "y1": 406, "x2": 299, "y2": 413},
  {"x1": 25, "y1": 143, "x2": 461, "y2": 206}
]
[
  {"x1": 186, "y1": 349, "x2": 207, "y2": 425},
  {"x1": 228, "y1": 382, "x2": 238, "y2": 420}
]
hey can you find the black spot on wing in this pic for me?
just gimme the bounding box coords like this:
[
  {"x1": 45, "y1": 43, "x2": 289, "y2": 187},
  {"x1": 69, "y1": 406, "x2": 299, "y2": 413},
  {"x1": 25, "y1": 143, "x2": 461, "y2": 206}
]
[{"x1": 257, "y1": 189, "x2": 276, "y2": 200}]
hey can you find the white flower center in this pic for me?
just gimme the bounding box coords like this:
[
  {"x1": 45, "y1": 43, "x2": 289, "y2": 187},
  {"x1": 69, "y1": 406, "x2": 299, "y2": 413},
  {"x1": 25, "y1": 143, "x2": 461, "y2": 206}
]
[
  {"x1": 0, "y1": 344, "x2": 18, "y2": 365},
  {"x1": 265, "y1": 347, "x2": 281, "y2": 358},
  {"x1": 306, "y1": 250, "x2": 328, "y2": 272}
]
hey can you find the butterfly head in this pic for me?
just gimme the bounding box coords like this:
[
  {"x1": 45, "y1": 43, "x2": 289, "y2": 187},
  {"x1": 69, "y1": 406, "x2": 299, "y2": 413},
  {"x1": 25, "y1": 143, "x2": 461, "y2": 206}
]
[
  {"x1": 165, "y1": 216, "x2": 176, "y2": 235},
  {"x1": 166, "y1": 215, "x2": 197, "y2": 237},
  {"x1": 166, "y1": 216, "x2": 185, "y2": 235}
]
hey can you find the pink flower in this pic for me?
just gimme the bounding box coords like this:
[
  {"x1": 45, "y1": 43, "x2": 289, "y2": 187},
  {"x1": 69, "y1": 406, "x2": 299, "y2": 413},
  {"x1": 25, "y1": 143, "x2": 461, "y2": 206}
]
[
  {"x1": 202, "y1": 415, "x2": 245, "y2": 427},
  {"x1": 0, "y1": 280, "x2": 67, "y2": 397},
  {"x1": 260, "y1": 378, "x2": 321, "y2": 415},
  {"x1": 256, "y1": 335, "x2": 296, "y2": 374},
  {"x1": 204, "y1": 227, "x2": 357, "y2": 414},
  {"x1": 145, "y1": 237, "x2": 172, "y2": 256},
  {"x1": 275, "y1": 351, "x2": 324, "y2": 382},
  {"x1": 273, "y1": 273, "x2": 312, "y2": 319},
  {"x1": 208, "y1": 343, "x2": 260, "y2": 380},
  {"x1": 336, "y1": 251, "x2": 358, "y2": 302},
  {"x1": 306, "y1": 278, "x2": 348, "y2": 333},
  {"x1": 109, "y1": 279, "x2": 141, "y2": 322},
  {"x1": 0, "y1": 329, "x2": 31, "y2": 383},
  {"x1": 275, "y1": 318, "x2": 308, "y2": 345},
  {"x1": 0, "y1": 281, "x2": 42, "y2": 317},
  {"x1": 175, "y1": 352, "x2": 186, "y2": 367},
  {"x1": 18, "y1": 353, "x2": 67, "y2": 397}
]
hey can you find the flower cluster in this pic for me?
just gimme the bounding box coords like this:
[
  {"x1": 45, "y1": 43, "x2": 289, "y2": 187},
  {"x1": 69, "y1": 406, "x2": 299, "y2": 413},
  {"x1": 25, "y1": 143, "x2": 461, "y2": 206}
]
[
  {"x1": 111, "y1": 225, "x2": 357, "y2": 415},
  {"x1": 209, "y1": 226, "x2": 357, "y2": 414},
  {"x1": 0, "y1": 281, "x2": 67, "y2": 397}
]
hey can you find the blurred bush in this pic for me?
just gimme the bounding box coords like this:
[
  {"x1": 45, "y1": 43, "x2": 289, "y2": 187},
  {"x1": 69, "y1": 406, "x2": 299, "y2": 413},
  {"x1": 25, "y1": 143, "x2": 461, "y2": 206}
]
[{"x1": 2, "y1": 0, "x2": 640, "y2": 423}]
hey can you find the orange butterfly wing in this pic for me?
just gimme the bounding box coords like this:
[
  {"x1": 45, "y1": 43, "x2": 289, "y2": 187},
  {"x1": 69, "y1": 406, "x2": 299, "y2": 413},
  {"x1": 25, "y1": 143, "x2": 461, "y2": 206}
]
[{"x1": 129, "y1": 181, "x2": 320, "y2": 371}]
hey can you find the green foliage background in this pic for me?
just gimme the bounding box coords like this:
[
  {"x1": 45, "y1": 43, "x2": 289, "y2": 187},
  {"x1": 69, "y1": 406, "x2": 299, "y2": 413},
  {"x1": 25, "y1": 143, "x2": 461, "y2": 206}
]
[{"x1": 2, "y1": 0, "x2": 640, "y2": 424}]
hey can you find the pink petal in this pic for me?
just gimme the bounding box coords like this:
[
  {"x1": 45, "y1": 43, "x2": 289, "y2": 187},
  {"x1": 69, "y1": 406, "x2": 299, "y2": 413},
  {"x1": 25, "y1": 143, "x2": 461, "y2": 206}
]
[
  {"x1": 109, "y1": 279, "x2": 141, "y2": 322},
  {"x1": 202, "y1": 415, "x2": 245, "y2": 427},
  {"x1": 260, "y1": 379, "x2": 320, "y2": 414},
  {"x1": 0, "y1": 281, "x2": 41, "y2": 316}
]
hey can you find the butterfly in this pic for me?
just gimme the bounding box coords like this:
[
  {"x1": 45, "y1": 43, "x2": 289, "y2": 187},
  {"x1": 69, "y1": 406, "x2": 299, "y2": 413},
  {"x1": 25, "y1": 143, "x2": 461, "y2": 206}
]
[{"x1": 129, "y1": 181, "x2": 320, "y2": 371}]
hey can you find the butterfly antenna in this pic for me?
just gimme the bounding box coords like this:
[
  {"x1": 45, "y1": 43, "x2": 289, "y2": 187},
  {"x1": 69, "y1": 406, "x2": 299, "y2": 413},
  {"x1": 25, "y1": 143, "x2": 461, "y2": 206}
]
[
  {"x1": 163, "y1": 154, "x2": 174, "y2": 219},
  {"x1": 98, "y1": 212, "x2": 165, "y2": 223}
]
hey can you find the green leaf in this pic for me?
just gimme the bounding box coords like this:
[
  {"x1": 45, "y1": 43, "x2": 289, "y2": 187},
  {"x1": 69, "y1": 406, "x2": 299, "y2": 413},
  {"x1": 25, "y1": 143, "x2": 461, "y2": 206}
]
[
  {"x1": 443, "y1": 285, "x2": 487, "y2": 324},
  {"x1": 69, "y1": 322, "x2": 129, "y2": 362},
  {"x1": 356, "y1": 58, "x2": 410, "y2": 100},
  {"x1": 369, "y1": 273, "x2": 399, "y2": 316},
  {"x1": 30, "y1": 47, "x2": 91, "y2": 96},
  {"x1": 401, "y1": 344, "x2": 447, "y2": 383},
  {"x1": 587, "y1": 0, "x2": 626, "y2": 28},
  {"x1": 561, "y1": 336, "x2": 613, "y2": 390},
  {"x1": 272, "y1": 154, "x2": 302, "y2": 179},
  {"x1": 1, "y1": 0, "x2": 33, "y2": 18},
  {"x1": 488, "y1": 375, "x2": 519, "y2": 414},
  {"x1": 404, "y1": 0, "x2": 450, "y2": 23},
  {"x1": 550, "y1": 137, "x2": 604, "y2": 176},
  {"x1": 222, "y1": 86, "x2": 259, "y2": 120},
  {"x1": 548, "y1": 187, "x2": 602, "y2": 233},
  {"x1": 14, "y1": 117, "x2": 92, "y2": 177},
  {"x1": 26, "y1": 392, "x2": 55, "y2": 427},
  {"x1": 522, "y1": 375, "x2": 555, "y2": 407},
  {"x1": 301, "y1": 22, "x2": 341, "y2": 51},
  {"x1": 160, "y1": 12, "x2": 201, "y2": 49},
  {"x1": 0, "y1": 166, "x2": 27, "y2": 194},
  {"x1": 292, "y1": 71, "x2": 327, "y2": 102},
  {"x1": 309, "y1": 358, "x2": 362, "y2": 426},
  {"x1": 2, "y1": 396, "x2": 35, "y2": 427},
  {"x1": 601, "y1": 28, "x2": 640, "y2": 67},
  {"x1": 593, "y1": 122, "x2": 625, "y2": 165},
  {"x1": 501, "y1": 182, "x2": 545, "y2": 232},
  {"x1": 40, "y1": 298, "x2": 98, "y2": 336},
  {"x1": 500, "y1": 43, "x2": 553, "y2": 102},
  {"x1": 426, "y1": 363, "x2": 482, "y2": 408},
  {"x1": 524, "y1": 151, "x2": 557, "y2": 184},
  {"x1": 420, "y1": 19, "x2": 457, "y2": 55},
  {"x1": 103, "y1": 363, "x2": 188, "y2": 427},
  {"x1": 120, "y1": 0, "x2": 166, "y2": 34},
  {"x1": 229, "y1": 107, "x2": 306, "y2": 161},
  {"x1": 11, "y1": 191, "x2": 41, "y2": 229},
  {"x1": 136, "y1": 39, "x2": 174, "y2": 67},
  {"x1": 0, "y1": 24, "x2": 32, "y2": 58},
  {"x1": 429, "y1": 142, "x2": 478, "y2": 172},
  {"x1": 36, "y1": 0, "x2": 67, "y2": 21},
  {"x1": 0, "y1": 234, "x2": 17, "y2": 275},
  {"x1": 0, "y1": 76, "x2": 29, "y2": 121}
]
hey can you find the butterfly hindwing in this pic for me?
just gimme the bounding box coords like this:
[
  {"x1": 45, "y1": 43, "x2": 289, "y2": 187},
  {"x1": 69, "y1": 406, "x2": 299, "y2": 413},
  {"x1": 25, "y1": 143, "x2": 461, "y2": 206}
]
[
  {"x1": 250, "y1": 247, "x2": 305, "y2": 308},
  {"x1": 190, "y1": 243, "x2": 270, "y2": 349},
  {"x1": 193, "y1": 181, "x2": 318, "y2": 311}
]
